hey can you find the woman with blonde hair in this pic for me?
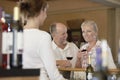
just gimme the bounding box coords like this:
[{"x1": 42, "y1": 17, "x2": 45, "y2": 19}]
[{"x1": 76, "y1": 20, "x2": 116, "y2": 70}]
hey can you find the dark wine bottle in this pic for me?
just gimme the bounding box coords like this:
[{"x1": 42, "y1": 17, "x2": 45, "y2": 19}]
[
  {"x1": 86, "y1": 54, "x2": 94, "y2": 80},
  {"x1": 1, "y1": 11, "x2": 10, "y2": 69}
]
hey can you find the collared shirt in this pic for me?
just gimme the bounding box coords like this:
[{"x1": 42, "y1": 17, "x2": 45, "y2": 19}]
[
  {"x1": 52, "y1": 41, "x2": 79, "y2": 67},
  {"x1": 80, "y1": 40, "x2": 116, "y2": 70}
]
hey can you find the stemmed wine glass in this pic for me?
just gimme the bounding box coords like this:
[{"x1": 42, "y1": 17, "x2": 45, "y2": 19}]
[
  {"x1": 66, "y1": 53, "x2": 74, "y2": 80},
  {"x1": 81, "y1": 49, "x2": 88, "y2": 68},
  {"x1": 66, "y1": 53, "x2": 73, "y2": 61}
]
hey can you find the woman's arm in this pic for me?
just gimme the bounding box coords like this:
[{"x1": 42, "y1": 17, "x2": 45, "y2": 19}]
[{"x1": 40, "y1": 33, "x2": 66, "y2": 80}]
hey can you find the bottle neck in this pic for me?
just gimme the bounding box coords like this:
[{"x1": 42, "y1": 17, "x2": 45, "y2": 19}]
[
  {"x1": 13, "y1": 20, "x2": 23, "y2": 31},
  {"x1": 88, "y1": 54, "x2": 91, "y2": 65}
]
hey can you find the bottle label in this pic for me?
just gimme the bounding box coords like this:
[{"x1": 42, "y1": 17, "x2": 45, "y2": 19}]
[
  {"x1": 2, "y1": 32, "x2": 13, "y2": 54},
  {"x1": 17, "y1": 32, "x2": 23, "y2": 54},
  {"x1": 87, "y1": 73, "x2": 93, "y2": 80},
  {"x1": 7, "y1": 32, "x2": 13, "y2": 53},
  {"x1": 2, "y1": 32, "x2": 8, "y2": 54}
]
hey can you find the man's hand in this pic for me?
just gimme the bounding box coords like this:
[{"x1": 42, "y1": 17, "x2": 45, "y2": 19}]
[{"x1": 56, "y1": 60, "x2": 72, "y2": 68}]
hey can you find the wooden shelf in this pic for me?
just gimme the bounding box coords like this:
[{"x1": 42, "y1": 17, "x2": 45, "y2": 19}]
[{"x1": 0, "y1": 68, "x2": 40, "y2": 77}]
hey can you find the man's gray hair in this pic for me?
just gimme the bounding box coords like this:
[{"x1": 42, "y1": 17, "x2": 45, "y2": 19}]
[{"x1": 49, "y1": 23, "x2": 57, "y2": 34}]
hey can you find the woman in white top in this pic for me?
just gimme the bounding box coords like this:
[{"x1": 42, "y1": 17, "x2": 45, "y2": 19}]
[
  {"x1": 76, "y1": 20, "x2": 116, "y2": 70},
  {"x1": 19, "y1": 0, "x2": 66, "y2": 80}
]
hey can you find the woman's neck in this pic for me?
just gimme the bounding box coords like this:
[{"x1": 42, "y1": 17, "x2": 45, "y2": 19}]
[
  {"x1": 24, "y1": 18, "x2": 40, "y2": 29},
  {"x1": 87, "y1": 40, "x2": 97, "y2": 52}
]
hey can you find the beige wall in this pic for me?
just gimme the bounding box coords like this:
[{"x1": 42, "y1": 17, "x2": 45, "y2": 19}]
[
  {"x1": 44, "y1": 9, "x2": 108, "y2": 38},
  {"x1": 0, "y1": 1, "x2": 16, "y2": 14},
  {"x1": 107, "y1": 8, "x2": 116, "y2": 61},
  {"x1": 115, "y1": 8, "x2": 120, "y2": 62}
]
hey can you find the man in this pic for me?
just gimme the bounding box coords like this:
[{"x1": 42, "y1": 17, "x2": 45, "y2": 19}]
[{"x1": 49, "y1": 22, "x2": 79, "y2": 79}]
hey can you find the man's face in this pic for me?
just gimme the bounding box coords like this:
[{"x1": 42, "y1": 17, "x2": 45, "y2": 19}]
[{"x1": 53, "y1": 25, "x2": 68, "y2": 45}]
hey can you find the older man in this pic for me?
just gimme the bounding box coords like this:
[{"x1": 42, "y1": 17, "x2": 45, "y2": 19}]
[{"x1": 49, "y1": 22, "x2": 79, "y2": 79}]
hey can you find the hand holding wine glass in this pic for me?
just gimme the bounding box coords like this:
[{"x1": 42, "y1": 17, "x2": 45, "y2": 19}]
[
  {"x1": 77, "y1": 49, "x2": 87, "y2": 59},
  {"x1": 64, "y1": 53, "x2": 73, "y2": 68},
  {"x1": 77, "y1": 49, "x2": 88, "y2": 68},
  {"x1": 66, "y1": 53, "x2": 74, "y2": 80}
]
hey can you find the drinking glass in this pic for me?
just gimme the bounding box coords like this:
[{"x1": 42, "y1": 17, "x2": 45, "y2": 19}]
[
  {"x1": 81, "y1": 49, "x2": 88, "y2": 68},
  {"x1": 66, "y1": 53, "x2": 73, "y2": 80},
  {"x1": 66, "y1": 53, "x2": 73, "y2": 61}
]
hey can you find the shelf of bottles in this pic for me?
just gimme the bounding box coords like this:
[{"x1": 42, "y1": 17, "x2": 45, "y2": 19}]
[{"x1": 0, "y1": 5, "x2": 23, "y2": 70}]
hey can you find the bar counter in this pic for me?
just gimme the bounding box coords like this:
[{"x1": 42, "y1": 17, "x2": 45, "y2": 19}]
[
  {"x1": 59, "y1": 68, "x2": 120, "y2": 79},
  {"x1": 0, "y1": 68, "x2": 40, "y2": 80},
  {"x1": 59, "y1": 67, "x2": 120, "y2": 73},
  {"x1": 59, "y1": 68, "x2": 120, "y2": 73}
]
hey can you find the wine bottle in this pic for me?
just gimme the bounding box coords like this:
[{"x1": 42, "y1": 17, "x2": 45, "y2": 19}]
[
  {"x1": 101, "y1": 40, "x2": 108, "y2": 70},
  {"x1": 0, "y1": 20, "x2": 2, "y2": 68},
  {"x1": 92, "y1": 46, "x2": 106, "y2": 80},
  {"x1": 1, "y1": 11, "x2": 10, "y2": 69},
  {"x1": 95, "y1": 46, "x2": 102, "y2": 71},
  {"x1": 93, "y1": 40, "x2": 108, "y2": 80},
  {"x1": 86, "y1": 54, "x2": 94, "y2": 80},
  {"x1": 10, "y1": 6, "x2": 23, "y2": 69}
]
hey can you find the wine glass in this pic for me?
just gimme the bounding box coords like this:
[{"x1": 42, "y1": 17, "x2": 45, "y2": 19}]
[
  {"x1": 66, "y1": 53, "x2": 73, "y2": 80},
  {"x1": 66, "y1": 53, "x2": 73, "y2": 60},
  {"x1": 81, "y1": 49, "x2": 88, "y2": 68}
]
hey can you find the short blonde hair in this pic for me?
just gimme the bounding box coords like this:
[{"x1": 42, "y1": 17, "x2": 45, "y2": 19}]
[{"x1": 81, "y1": 20, "x2": 98, "y2": 32}]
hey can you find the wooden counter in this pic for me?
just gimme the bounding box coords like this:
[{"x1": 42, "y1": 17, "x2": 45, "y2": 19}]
[
  {"x1": 0, "y1": 68, "x2": 40, "y2": 80},
  {"x1": 59, "y1": 67, "x2": 86, "y2": 71},
  {"x1": 59, "y1": 68, "x2": 120, "y2": 79},
  {"x1": 59, "y1": 67, "x2": 120, "y2": 73}
]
